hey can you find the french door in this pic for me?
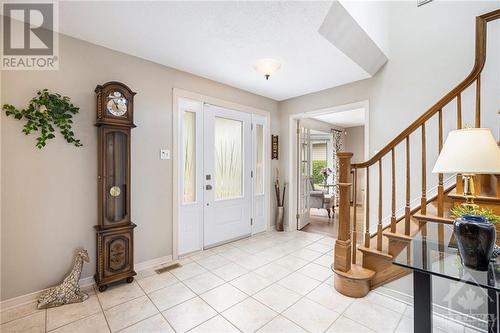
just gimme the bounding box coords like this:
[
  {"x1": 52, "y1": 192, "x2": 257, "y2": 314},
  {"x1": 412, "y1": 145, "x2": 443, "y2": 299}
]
[
  {"x1": 297, "y1": 121, "x2": 311, "y2": 229},
  {"x1": 177, "y1": 98, "x2": 267, "y2": 255}
]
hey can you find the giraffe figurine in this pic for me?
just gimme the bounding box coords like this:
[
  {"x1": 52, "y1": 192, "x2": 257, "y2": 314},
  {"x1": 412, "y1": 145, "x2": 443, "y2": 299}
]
[{"x1": 37, "y1": 249, "x2": 90, "y2": 309}]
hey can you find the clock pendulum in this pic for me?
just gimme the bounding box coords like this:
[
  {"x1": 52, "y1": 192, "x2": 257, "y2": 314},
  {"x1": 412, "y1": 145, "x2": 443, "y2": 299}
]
[{"x1": 94, "y1": 82, "x2": 137, "y2": 292}]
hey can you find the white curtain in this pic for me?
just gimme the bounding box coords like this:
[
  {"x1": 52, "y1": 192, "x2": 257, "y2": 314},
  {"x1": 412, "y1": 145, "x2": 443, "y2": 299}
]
[{"x1": 331, "y1": 129, "x2": 344, "y2": 205}]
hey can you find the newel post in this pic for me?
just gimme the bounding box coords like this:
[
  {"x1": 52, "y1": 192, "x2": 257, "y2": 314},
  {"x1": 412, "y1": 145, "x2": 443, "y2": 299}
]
[{"x1": 334, "y1": 152, "x2": 353, "y2": 272}]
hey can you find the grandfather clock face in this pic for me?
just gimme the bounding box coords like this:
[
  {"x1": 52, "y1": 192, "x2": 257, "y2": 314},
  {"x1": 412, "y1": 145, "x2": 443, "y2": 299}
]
[
  {"x1": 95, "y1": 81, "x2": 135, "y2": 126},
  {"x1": 106, "y1": 91, "x2": 128, "y2": 117}
]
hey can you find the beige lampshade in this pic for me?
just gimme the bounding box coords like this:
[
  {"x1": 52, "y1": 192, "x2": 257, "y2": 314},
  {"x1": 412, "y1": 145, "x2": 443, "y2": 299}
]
[{"x1": 432, "y1": 128, "x2": 500, "y2": 174}]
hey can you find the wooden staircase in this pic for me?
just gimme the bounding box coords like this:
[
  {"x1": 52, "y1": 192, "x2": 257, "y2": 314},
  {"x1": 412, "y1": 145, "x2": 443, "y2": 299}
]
[{"x1": 332, "y1": 9, "x2": 500, "y2": 298}]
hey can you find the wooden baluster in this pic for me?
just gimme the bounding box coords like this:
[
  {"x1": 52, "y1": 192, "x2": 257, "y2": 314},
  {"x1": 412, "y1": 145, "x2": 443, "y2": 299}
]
[
  {"x1": 352, "y1": 168, "x2": 358, "y2": 264},
  {"x1": 405, "y1": 136, "x2": 411, "y2": 235},
  {"x1": 364, "y1": 166, "x2": 371, "y2": 248},
  {"x1": 476, "y1": 75, "x2": 481, "y2": 127},
  {"x1": 390, "y1": 148, "x2": 396, "y2": 233},
  {"x1": 437, "y1": 109, "x2": 444, "y2": 217},
  {"x1": 421, "y1": 123, "x2": 427, "y2": 215},
  {"x1": 377, "y1": 160, "x2": 383, "y2": 251},
  {"x1": 333, "y1": 152, "x2": 353, "y2": 273},
  {"x1": 456, "y1": 93, "x2": 464, "y2": 195}
]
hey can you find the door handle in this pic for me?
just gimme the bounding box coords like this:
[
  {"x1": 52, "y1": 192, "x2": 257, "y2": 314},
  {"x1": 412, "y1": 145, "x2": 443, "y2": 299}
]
[{"x1": 206, "y1": 185, "x2": 213, "y2": 190}]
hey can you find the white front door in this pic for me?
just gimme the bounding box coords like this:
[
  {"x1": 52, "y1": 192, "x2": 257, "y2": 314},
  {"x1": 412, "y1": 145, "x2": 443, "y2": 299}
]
[{"x1": 203, "y1": 104, "x2": 252, "y2": 248}]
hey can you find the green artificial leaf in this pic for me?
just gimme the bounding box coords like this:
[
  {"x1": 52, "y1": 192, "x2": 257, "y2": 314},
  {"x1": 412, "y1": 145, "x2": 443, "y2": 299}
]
[{"x1": 4, "y1": 90, "x2": 82, "y2": 149}]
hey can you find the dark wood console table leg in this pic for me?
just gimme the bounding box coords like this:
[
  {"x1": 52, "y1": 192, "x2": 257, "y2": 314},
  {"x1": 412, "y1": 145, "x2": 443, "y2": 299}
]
[
  {"x1": 488, "y1": 289, "x2": 498, "y2": 333},
  {"x1": 414, "y1": 271, "x2": 432, "y2": 333}
]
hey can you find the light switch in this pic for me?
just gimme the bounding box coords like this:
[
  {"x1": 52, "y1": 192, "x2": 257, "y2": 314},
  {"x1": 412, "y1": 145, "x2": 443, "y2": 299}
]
[{"x1": 160, "y1": 149, "x2": 170, "y2": 160}]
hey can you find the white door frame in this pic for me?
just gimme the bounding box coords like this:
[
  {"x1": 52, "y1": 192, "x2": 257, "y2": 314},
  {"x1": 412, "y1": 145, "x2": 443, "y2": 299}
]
[
  {"x1": 287, "y1": 100, "x2": 370, "y2": 231},
  {"x1": 173, "y1": 88, "x2": 271, "y2": 259}
]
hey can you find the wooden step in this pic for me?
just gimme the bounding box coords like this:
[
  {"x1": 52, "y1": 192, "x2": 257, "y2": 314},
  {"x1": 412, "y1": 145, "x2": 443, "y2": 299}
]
[
  {"x1": 383, "y1": 231, "x2": 413, "y2": 257},
  {"x1": 448, "y1": 192, "x2": 500, "y2": 204},
  {"x1": 358, "y1": 246, "x2": 410, "y2": 288},
  {"x1": 332, "y1": 264, "x2": 375, "y2": 298}
]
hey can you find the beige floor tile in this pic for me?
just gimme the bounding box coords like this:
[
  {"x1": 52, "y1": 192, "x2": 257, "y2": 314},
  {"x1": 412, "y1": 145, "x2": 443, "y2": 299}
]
[
  {"x1": 291, "y1": 248, "x2": 323, "y2": 261},
  {"x1": 274, "y1": 256, "x2": 309, "y2": 271},
  {"x1": 234, "y1": 254, "x2": 270, "y2": 270},
  {"x1": 212, "y1": 262, "x2": 249, "y2": 281},
  {"x1": 230, "y1": 272, "x2": 273, "y2": 295},
  {"x1": 194, "y1": 254, "x2": 230, "y2": 270},
  {"x1": 313, "y1": 254, "x2": 333, "y2": 267},
  {"x1": 282, "y1": 298, "x2": 339, "y2": 333},
  {"x1": 189, "y1": 315, "x2": 239, "y2": 333},
  {"x1": 1, "y1": 302, "x2": 42, "y2": 325},
  {"x1": 162, "y1": 297, "x2": 217, "y2": 333},
  {"x1": 306, "y1": 283, "x2": 355, "y2": 313},
  {"x1": 394, "y1": 315, "x2": 413, "y2": 333},
  {"x1": 169, "y1": 262, "x2": 207, "y2": 281},
  {"x1": 0, "y1": 311, "x2": 45, "y2": 333},
  {"x1": 148, "y1": 282, "x2": 196, "y2": 311},
  {"x1": 365, "y1": 292, "x2": 408, "y2": 314},
  {"x1": 257, "y1": 315, "x2": 307, "y2": 333},
  {"x1": 343, "y1": 299, "x2": 402, "y2": 333},
  {"x1": 306, "y1": 242, "x2": 333, "y2": 254},
  {"x1": 318, "y1": 236, "x2": 336, "y2": 246},
  {"x1": 104, "y1": 296, "x2": 158, "y2": 332},
  {"x1": 297, "y1": 262, "x2": 333, "y2": 281},
  {"x1": 326, "y1": 316, "x2": 375, "y2": 333},
  {"x1": 277, "y1": 272, "x2": 321, "y2": 296},
  {"x1": 200, "y1": 283, "x2": 248, "y2": 312},
  {"x1": 49, "y1": 312, "x2": 109, "y2": 333},
  {"x1": 137, "y1": 272, "x2": 178, "y2": 294},
  {"x1": 97, "y1": 282, "x2": 144, "y2": 310},
  {"x1": 257, "y1": 248, "x2": 288, "y2": 262},
  {"x1": 119, "y1": 314, "x2": 174, "y2": 333},
  {"x1": 253, "y1": 263, "x2": 293, "y2": 282},
  {"x1": 253, "y1": 284, "x2": 302, "y2": 313},
  {"x1": 222, "y1": 298, "x2": 277, "y2": 333},
  {"x1": 47, "y1": 295, "x2": 101, "y2": 331},
  {"x1": 183, "y1": 272, "x2": 225, "y2": 294}
]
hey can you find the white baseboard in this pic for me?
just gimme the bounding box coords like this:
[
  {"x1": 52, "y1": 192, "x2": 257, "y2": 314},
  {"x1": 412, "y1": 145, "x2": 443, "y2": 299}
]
[{"x1": 0, "y1": 255, "x2": 173, "y2": 311}]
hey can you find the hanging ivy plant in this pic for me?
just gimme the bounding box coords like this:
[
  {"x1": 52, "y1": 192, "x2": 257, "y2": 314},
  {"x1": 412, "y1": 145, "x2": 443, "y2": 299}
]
[{"x1": 3, "y1": 89, "x2": 83, "y2": 149}]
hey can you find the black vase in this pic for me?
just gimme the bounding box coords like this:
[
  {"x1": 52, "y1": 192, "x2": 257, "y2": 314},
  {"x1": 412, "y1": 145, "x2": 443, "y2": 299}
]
[{"x1": 454, "y1": 214, "x2": 496, "y2": 271}]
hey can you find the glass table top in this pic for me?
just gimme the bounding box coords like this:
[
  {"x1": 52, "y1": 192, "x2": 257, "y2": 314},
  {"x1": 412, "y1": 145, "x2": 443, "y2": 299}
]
[{"x1": 392, "y1": 222, "x2": 500, "y2": 292}]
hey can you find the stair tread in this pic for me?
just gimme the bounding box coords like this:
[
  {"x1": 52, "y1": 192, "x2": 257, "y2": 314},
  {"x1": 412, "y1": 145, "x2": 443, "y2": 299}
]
[{"x1": 358, "y1": 246, "x2": 393, "y2": 259}]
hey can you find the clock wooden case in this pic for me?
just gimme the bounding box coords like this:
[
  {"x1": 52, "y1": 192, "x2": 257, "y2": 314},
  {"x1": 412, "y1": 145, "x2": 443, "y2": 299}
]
[{"x1": 94, "y1": 81, "x2": 137, "y2": 292}]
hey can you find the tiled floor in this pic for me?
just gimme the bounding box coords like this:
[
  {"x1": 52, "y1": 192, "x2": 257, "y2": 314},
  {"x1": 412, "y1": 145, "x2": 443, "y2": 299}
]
[{"x1": 0, "y1": 230, "x2": 482, "y2": 333}]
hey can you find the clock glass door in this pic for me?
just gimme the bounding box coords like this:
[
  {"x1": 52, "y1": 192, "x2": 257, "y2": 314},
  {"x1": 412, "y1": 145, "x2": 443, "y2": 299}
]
[{"x1": 104, "y1": 129, "x2": 129, "y2": 225}]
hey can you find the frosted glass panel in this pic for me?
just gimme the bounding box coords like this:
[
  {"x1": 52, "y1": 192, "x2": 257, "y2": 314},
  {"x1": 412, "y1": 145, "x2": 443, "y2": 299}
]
[
  {"x1": 215, "y1": 117, "x2": 243, "y2": 200},
  {"x1": 255, "y1": 124, "x2": 264, "y2": 194},
  {"x1": 183, "y1": 111, "x2": 196, "y2": 203}
]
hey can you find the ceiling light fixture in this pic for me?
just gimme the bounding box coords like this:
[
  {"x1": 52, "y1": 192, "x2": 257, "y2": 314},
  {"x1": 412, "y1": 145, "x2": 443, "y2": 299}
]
[{"x1": 254, "y1": 58, "x2": 281, "y2": 80}]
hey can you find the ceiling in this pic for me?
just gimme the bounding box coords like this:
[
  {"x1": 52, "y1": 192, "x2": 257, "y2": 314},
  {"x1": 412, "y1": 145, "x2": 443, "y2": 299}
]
[
  {"x1": 311, "y1": 108, "x2": 366, "y2": 128},
  {"x1": 58, "y1": 1, "x2": 373, "y2": 101}
]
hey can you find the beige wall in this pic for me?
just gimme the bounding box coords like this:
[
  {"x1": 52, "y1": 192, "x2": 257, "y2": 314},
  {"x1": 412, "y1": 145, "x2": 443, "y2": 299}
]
[
  {"x1": 1, "y1": 34, "x2": 278, "y2": 301},
  {"x1": 344, "y1": 126, "x2": 365, "y2": 204},
  {"x1": 279, "y1": 1, "x2": 499, "y2": 229}
]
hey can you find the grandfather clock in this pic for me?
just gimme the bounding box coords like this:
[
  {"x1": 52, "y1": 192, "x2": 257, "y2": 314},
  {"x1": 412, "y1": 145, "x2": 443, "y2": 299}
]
[{"x1": 94, "y1": 81, "x2": 137, "y2": 292}]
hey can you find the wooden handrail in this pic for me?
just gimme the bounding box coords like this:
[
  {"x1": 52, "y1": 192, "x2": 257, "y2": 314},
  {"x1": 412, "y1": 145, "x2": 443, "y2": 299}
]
[{"x1": 352, "y1": 9, "x2": 500, "y2": 170}]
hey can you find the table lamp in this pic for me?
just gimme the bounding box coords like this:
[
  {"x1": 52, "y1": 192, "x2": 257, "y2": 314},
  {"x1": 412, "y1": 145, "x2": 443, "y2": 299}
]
[{"x1": 432, "y1": 128, "x2": 500, "y2": 207}]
